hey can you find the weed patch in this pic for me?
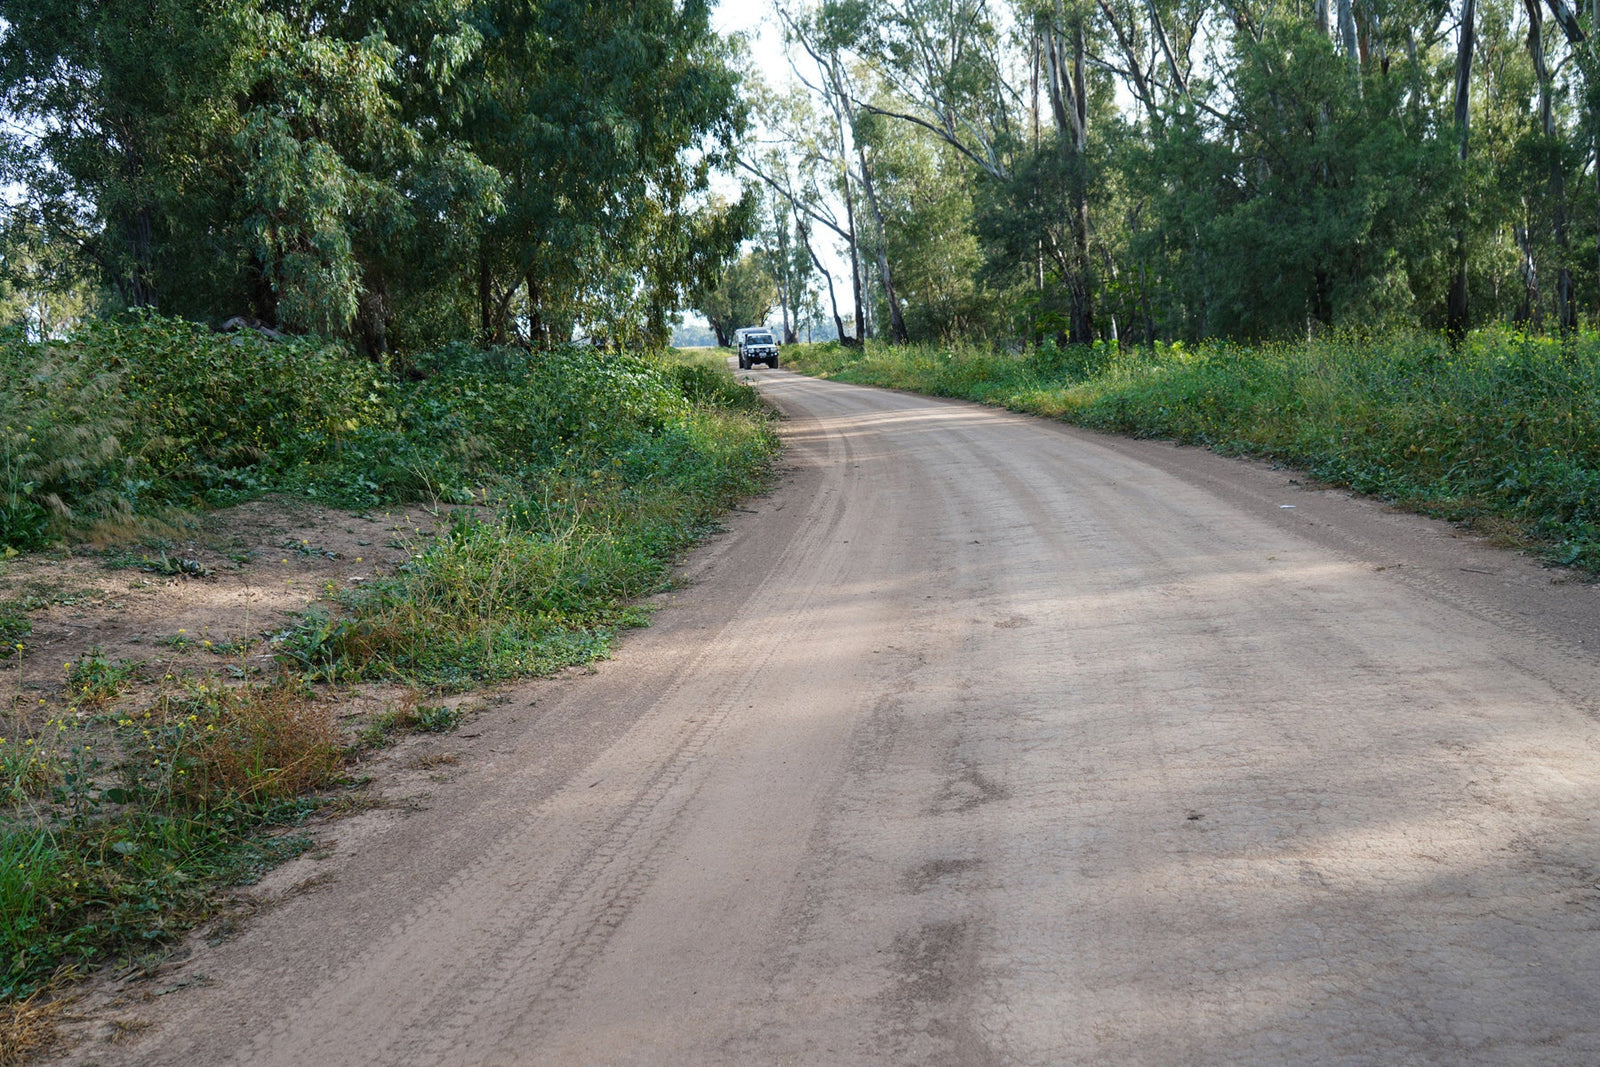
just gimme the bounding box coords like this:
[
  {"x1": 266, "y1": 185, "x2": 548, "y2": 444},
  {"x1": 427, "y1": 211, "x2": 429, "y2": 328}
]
[{"x1": 65, "y1": 650, "x2": 140, "y2": 707}]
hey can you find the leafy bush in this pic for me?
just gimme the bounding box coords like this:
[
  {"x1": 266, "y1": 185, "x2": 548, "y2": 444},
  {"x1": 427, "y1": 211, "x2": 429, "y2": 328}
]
[
  {"x1": 90, "y1": 316, "x2": 388, "y2": 503},
  {"x1": 411, "y1": 703, "x2": 463, "y2": 733},
  {"x1": 0, "y1": 316, "x2": 775, "y2": 544}
]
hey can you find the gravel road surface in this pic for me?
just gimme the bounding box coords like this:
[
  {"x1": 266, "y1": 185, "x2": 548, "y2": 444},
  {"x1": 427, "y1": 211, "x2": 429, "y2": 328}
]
[{"x1": 77, "y1": 368, "x2": 1600, "y2": 1066}]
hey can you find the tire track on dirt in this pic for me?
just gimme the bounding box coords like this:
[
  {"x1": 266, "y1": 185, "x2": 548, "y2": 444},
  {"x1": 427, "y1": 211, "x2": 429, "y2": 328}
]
[{"x1": 215, "y1": 387, "x2": 888, "y2": 1067}]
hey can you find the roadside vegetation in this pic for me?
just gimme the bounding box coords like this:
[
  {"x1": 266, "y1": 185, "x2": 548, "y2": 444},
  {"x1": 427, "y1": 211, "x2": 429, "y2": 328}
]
[
  {"x1": 783, "y1": 332, "x2": 1600, "y2": 572},
  {"x1": 0, "y1": 318, "x2": 777, "y2": 1022}
]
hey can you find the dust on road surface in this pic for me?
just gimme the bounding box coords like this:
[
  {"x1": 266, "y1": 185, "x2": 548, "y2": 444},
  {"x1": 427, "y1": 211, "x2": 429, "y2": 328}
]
[{"x1": 67, "y1": 368, "x2": 1600, "y2": 1065}]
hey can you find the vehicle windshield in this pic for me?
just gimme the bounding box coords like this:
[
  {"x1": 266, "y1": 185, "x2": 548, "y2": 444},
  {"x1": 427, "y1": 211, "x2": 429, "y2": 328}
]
[{"x1": 746, "y1": 332, "x2": 774, "y2": 345}]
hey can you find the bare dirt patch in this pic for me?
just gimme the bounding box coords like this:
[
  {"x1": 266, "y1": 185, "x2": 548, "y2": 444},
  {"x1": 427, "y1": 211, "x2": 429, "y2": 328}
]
[{"x1": 0, "y1": 496, "x2": 466, "y2": 736}]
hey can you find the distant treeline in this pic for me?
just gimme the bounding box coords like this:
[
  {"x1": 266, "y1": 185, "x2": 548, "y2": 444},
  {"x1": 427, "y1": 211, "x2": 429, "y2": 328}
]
[{"x1": 738, "y1": 0, "x2": 1600, "y2": 347}]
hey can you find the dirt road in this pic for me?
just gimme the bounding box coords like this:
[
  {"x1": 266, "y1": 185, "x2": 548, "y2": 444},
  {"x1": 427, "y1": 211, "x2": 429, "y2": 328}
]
[{"x1": 75, "y1": 369, "x2": 1600, "y2": 1065}]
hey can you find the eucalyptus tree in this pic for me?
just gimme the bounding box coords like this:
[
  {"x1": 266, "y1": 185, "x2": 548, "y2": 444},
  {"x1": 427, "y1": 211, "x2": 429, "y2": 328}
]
[
  {"x1": 693, "y1": 250, "x2": 779, "y2": 343},
  {"x1": 853, "y1": 106, "x2": 989, "y2": 338},
  {"x1": 740, "y1": 56, "x2": 872, "y2": 341},
  {"x1": 463, "y1": 0, "x2": 745, "y2": 348},
  {"x1": 773, "y1": 0, "x2": 907, "y2": 340},
  {"x1": 754, "y1": 191, "x2": 816, "y2": 342},
  {"x1": 795, "y1": 0, "x2": 1110, "y2": 342},
  {"x1": 0, "y1": 0, "x2": 238, "y2": 311},
  {"x1": 0, "y1": 0, "x2": 497, "y2": 349}
]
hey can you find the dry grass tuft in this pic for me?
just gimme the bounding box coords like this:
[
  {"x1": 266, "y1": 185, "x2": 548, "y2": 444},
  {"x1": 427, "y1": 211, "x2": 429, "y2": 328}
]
[
  {"x1": 108, "y1": 1015, "x2": 152, "y2": 1043},
  {"x1": 182, "y1": 686, "x2": 343, "y2": 804},
  {"x1": 0, "y1": 988, "x2": 68, "y2": 1067},
  {"x1": 142, "y1": 680, "x2": 345, "y2": 808}
]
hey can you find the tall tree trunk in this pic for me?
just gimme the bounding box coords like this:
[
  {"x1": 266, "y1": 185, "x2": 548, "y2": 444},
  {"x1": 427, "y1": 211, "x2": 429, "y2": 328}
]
[
  {"x1": 358, "y1": 271, "x2": 391, "y2": 360},
  {"x1": 1042, "y1": 15, "x2": 1095, "y2": 344},
  {"x1": 1146, "y1": 0, "x2": 1189, "y2": 93},
  {"x1": 855, "y1": 145, "x2": 908, "y2": 344},
  {"x1": 799, "y1": 219, "x2": 849, "y2": 344},
  {"x1": 118, "y1": 207, "x2": 158, "y2": 309},
  {"x1": 527, "y1": 273, "x2": 547, "y2": 348},
  {"x1": 1524, "y1": 0, "x2": 1579, "y2": 331},
  {"x1": 843, "y1": 188, "x2": 867, "y2": 342},
  {"x1": 817, "y1": 52, "x2": 869, "y2": 344},
  {"x1": 1447, "y1": 0, "x2": 1475, "y2": 345},
  {"x1": 1337, "y1": 0, "x2": 1361, "y2": 83},
  {"x1": 772, "y1": 213, "x2": 797, "y2": 345},
  {"x1": 1068, "y1": 21, "x2": 1094, "y2": 344},
  {"x1": 1555, "y1": 180, "x2": 1576, "y2": 333},
  {"x1": 1516, "y1": 221, "x2": 1542, "y2": 325},
  {"x1": 478, "y1": 246, "x2": 494, "y2": 345},
  {"x1": 776, "y1": 266, "x2": 794, "y2": 346}
]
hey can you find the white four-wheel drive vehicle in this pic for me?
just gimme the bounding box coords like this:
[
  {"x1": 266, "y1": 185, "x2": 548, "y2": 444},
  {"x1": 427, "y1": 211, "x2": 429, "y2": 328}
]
[{"x1": 735, "y1": 328, "x2": 779, "y2": 369}]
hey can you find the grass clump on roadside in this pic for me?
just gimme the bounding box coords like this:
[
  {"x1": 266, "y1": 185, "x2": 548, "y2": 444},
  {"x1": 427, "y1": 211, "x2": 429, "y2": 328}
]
[
  {"x1": 783, "y1": 331, "x2": 1600, "y2": 571},
  {"x1": 0, "y1": 677, "x2": 341, "y2": 1001},
  {"x1": 269, "y1": 348, "x2": 777, "y2": 685}
]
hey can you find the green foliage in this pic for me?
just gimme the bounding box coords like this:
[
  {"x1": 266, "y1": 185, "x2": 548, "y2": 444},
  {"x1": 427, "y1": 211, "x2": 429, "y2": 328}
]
[
  {"x1": 1115, "y1": 19, "x2": 1458, "y2": 340},
  {"x1": 412, "y1": 704, "x2": 463, "y2": 733},
  {"x1": 65, "y1": 650, "x2": 140, "y2": 707},
  {"x1": 89, "y1": 316, "x2": 384, "y2": 503},
  {"x1": 0, "y1": 315, "x2": 780, "y2": 547},
  {"x1": 0, "y1": 605, "x2": 27, "y2": 644},
  {"x1": 0, "y1": 339, "x2": 129, "y2": 547},
  {"x1": 784, "y1": 331, "x2": 1600, "y2": 570},
  {"x1": 0, "y1": 805, "x2": 316, "y2": 999},
  {"x1": 863, "y1": 122, "x2": 989, "y2": 341},
  {"x1": 0, "y1": 0, "x2": 744, "y2": 351},
  {"x1": 694, "y1": 251, "x2": 778, "y2": 345},
  {"x1": 281, "y1": 387, "x2": 778, "y2": 685},
  {"x1": 663, "y1": 354, "x2": 773, "y2": 414}
]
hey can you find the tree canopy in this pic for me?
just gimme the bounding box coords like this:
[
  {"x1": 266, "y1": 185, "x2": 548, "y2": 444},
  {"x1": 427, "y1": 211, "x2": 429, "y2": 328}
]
[
  {"x1": 7, "y1": 0, "x2": 1600, "y2": 350},
  {"x1": 0, "y1": 0, "x2": 746, "y2": 352}
]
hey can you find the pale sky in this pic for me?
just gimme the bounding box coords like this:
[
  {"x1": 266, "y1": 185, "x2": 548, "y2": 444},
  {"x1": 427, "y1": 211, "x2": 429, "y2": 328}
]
[{"x1": 711, "y1": 0, "x2": 777, "y2": 49}]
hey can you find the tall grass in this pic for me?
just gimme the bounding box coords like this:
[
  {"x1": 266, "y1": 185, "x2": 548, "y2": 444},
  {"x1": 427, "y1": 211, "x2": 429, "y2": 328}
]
[
  {"x1": 0, "y1": 346, "x2": 130, "y2": 548},
  {"x1": 784, "y1": 331, "x2": 1600, "y2": 570}
]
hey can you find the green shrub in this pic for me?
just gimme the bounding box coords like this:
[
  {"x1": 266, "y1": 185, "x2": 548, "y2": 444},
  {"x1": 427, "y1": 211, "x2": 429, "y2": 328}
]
[{"x1": 0, "y1": 317, "x2": 775, "y2": 546}]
